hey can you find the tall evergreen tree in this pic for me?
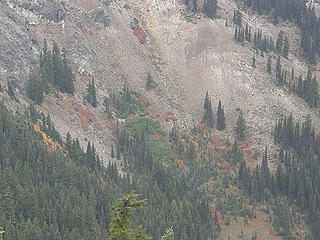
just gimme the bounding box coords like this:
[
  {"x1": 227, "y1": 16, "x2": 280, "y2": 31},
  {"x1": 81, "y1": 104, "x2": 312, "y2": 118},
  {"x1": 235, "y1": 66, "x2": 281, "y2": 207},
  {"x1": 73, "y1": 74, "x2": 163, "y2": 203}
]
[
  {"x1": 216, "y1": 100, "x2": 225, "y2": 130},
  {"x1": 235, "y1": 110, "x2": 246, "y2": 140},
  {"x1": 283, "y1": 36, "x2": 289, "y2": 58},
  {"x1": 233, "y1": 9, "x2": 242, "y2": 25},
  {"x1": 107, "y1": 192, "x2": 151, "y2": 240},
  {"x1": 276, "y1": 56, "x2": 283, "y2": 85},
  {"x1": 52, "y1": 42, "x2": 62, "y2": 88},
  {"x1": 161, "y1": 227, "x2": 174, "y2": 240},
  {"x1": 267, "y1": 55, "x2": 272, "y2": 73},
  {"x1": 202, "y1": 0, "x2": 218, "y2": 19},
  {"x1": 296, "y1": 74, "x2": 303, "y2": 97},
  {"x1": 7, "y1": 81, "x2": 16, "y2": 101},
  {"x1": 203, "y1": 93, "x2": 214, "y2": 128},
  {"x1": 86, "y1": 78, "x2": 97, "y2": 107},
  {"x1": 145, "y1": 72, "x2": 155, "y2": 89},
  {"x1": 62, "y1": 49, "x2": 75, "y2": 94},
  {"x1": 27, "y1": 72, "x2": 44, "y2": 104},
  {"x1": 252, "y1": 55, "x2": 256, "y2": 68},
  {"x1": 192, "y1": 0, "x2": 198, "y2": 13}
]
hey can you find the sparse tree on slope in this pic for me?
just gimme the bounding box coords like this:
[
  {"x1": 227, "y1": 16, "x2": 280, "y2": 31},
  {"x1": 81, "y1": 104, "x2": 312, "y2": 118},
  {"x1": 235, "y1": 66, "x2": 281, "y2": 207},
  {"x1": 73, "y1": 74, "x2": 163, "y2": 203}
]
[
  {"x1": 27, "y1": 72, "x2": 44, "y2": 104},
  {"x1": 7, "y1": 81, "x2": 17, "y2": 102},
  {"x1": 283, "y1": 36, "x2": 289, "y2": 59},
  {"x1": 267, "y1": 55, "x2": 272, "y2": 73},
  {"x1": 202, "y1": 0, "x2": 218, "y2": 19},
  {"x1": 203, "y1": 93, "x2": 214, "y2": 128},
  {"x1": 235, "y1": 110, "x2": 246, "y2": 140},
  {"x1": 216, "y1": 100, "x2": 225, "y2": 131},
  {"x1": 276, "y1": 56, "x2": 283, "y2": 85},
  {"x1": 86, "y1": 78, "x2": 97, "y2": 107}
]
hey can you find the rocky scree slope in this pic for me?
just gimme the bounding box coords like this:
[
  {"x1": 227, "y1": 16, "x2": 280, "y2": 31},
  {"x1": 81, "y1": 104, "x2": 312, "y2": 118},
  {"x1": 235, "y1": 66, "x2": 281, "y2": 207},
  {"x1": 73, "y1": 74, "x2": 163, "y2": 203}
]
[{"x1": 1, "y1": 0, "x2": 320, "y2": 169}]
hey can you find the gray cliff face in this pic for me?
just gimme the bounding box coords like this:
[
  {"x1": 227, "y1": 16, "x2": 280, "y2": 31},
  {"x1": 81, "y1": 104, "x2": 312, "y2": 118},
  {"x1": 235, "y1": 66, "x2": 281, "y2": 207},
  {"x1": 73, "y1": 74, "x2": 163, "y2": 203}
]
[
  {"x1": 0, "y1": 0, "x2": 111, "y2": 91},
  {"x1": 0, "y1": 1, "x2": 39, "y2": 92},
  {"x1": 6, "y1": 0, "x2": 65, "y2": 22}
]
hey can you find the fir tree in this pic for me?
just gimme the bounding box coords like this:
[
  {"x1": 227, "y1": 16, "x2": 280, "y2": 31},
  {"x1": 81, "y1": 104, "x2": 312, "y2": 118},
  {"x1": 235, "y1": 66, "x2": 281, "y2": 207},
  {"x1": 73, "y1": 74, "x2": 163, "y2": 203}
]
[
  {"x1": 62, "y1": 49, "x2": 75, "y2": 94},
  {"x1": 27, "y1": 72, "x2": 44, "y2": 104},
  {"x1": 296, "y1": 74, "x2": 303, "y2": 97},
  {"x1": 192, "y1": 0, "x2": 198, "y2": 13},
  {"x1": 161, "y1": 227, "x2": 174, "y2": 240},
  {"x1": 146, "y1": 72, "x2": 156, "y2": 89},
  {"x1": 86, "y1": 78, "x2": 97, "y2": 107},
  {"x1": 216, "y1": 100, "x2": 225, "y2": 130},
  {"x1": 7, "y1": 81, "x2": 17, "y2": 102},
  {"x1": 234, "y1": 27, "x2": 238, "y2": 41},
  {"x1": 107, "y1": 192, "x2": 151, "y2": 240},
  {"x1": 267, "y1": 55, "x2": 272, "y2": 73},
  {"x1": 283, "y1": 36, "x2": 289, "y2": 58},
  {"x1": 252, "y1": 55, "x2": 256, "y2": 68},
  {"x1": 52, "y1": 42, "x2": 62, "y2": 88},
  {"x1": 261, "y1": 147, "x2": 271, "y2": 189},
  {"x1": 202, "y1": 0, "x2": 218, "y2": 19},
  {"x1": 235, "y1": 110, "x2": 246, "y2": 140},
  {"x1": 233, "y1": 9, "x2": 242, "y2": 25},
  {"x1": 276, "y1": 31, "x2": 285, "y2": 53},
  {"x1": 203, "y1": 93, "x2": 214, "y2": 128},
  {"x1": 111, "y1": 144, "x2": 115, "y2": 158},
  {"x1": 276, "y1": 56, "x2": 283, "y2": 85},
  {"x1": 39, "y1": 40, "x2": 75, "y2": 95}
]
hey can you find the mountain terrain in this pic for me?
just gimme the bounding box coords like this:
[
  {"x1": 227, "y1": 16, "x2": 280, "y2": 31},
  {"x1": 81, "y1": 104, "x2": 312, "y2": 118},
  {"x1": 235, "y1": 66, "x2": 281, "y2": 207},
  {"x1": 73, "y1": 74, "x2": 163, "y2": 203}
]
[{"x1": 1, "y1": 0, "x2": 320, "y2": 239}]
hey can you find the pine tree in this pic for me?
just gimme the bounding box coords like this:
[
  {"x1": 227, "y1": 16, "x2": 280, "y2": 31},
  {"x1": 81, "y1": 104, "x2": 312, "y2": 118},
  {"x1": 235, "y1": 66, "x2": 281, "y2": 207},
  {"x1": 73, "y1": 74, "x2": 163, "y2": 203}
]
[
  {"x1": 27, "y1": 72, "x2": 44, "y2": 104},
  {"x1": 146, "y1": 72, "x2": 155, "y2": 89},
  {"x1": 276, "y1": 31, "x2": 285, "y2": 53},
  {"x1": 267, "y1": 55, "x2": 272, "y2": 73},
  {"x1": 86, "y1": 78, "x2": 97, "y2": 107},
  {"x1": 296, "y1": 74, "x2": 303, "y2": 97},
  {"x1": 117, "y1": 144, "x2": 121, "y2": 160},
  {"x1": 62, "y1": 49, "x2": 74, "y2": 94},
  {"x1": 252, "y1": 55, "x2": 256, "y2": 68},
  {"x1": 91, "y1": 78, "x2": 97, "y2": 107},
  {"x1": 7, "y1": 81, "x2": 17, "y2": 102},
  {"x1": 107, "y1": 192, "x2": 151, "y2": 240},
  {"x1": 111, "y1": 144, "x2": 115, "y2": 158},
  {"x1": 192, "y1": 0, "x2": 198, "y2": 13},
  {"x1": 161, "y1": 227, "x2": 174, "y2": 240},
  {"x1": 203, "y1": 92, "x2": 213, "y2": 128},
  {"x1": 202, "y1": 0, "x2": 218, "y2": 19},
  {"x1": 276, "y1": 56, "x2": 282, "y2": 85},
  {"x1": 283, "y1": 36, "x2": 289, "y2": 58},
  {"x1": 235, "y1": 110, "x2": 246, "y2": 140},
  {"x1": 233, "y1": 9, "x2": 242, "y2": 25},
  {"x1": 52, "y1": 42, "x2": 62, "y2": 88},
  {"x1": 311, "y1": 74, "x2": 319, "y2": 107},
  {"x1": 261, "y1": 147, "x2": 271, "y2": 189},
  {"x1": 234, "y1": 27, "x2": 238, "y2": 41},
  {"x1": 216, "y1": 100, "x2": 225, "y2": 130},
  {"x1": 206, "y1": 99, "x2": 214, "y2": 128}
]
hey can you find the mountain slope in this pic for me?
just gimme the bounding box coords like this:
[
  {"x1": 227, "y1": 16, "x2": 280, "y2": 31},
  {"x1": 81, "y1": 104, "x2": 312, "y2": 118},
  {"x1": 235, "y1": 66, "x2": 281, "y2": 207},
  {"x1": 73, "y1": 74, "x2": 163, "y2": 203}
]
[{"x1": 1, "y1": 0, "x2": 320, "y2": 186}]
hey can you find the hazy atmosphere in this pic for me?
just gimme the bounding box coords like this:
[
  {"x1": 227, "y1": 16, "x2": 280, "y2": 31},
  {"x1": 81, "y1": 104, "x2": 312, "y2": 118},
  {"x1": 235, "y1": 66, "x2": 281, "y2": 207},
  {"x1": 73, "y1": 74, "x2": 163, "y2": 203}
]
[{"x1": 0, "y1": 0, "x2": 320, "y2": 239}]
